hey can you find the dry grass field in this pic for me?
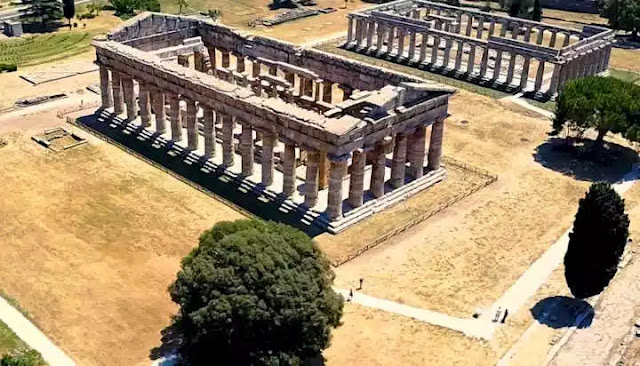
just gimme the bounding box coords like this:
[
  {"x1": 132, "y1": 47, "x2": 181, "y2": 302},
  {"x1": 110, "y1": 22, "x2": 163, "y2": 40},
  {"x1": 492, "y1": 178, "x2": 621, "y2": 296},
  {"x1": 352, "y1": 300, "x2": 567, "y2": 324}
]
[{"x1": 0, "y1": 111, "x2": 244, "y2": 365}]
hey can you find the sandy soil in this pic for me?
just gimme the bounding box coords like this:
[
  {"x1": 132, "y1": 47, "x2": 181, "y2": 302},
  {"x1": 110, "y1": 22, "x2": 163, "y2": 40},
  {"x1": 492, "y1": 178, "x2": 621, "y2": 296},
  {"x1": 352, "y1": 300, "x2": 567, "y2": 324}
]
[{"x1": 0, "y1": 109, "x2": 244, "y2": 365}]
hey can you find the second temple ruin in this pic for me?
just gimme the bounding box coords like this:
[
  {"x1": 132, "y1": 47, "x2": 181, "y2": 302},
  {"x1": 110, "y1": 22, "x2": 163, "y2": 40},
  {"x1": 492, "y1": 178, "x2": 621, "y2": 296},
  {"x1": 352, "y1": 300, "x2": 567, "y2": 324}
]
[{"x1": 345, "y1": 0, "x2": 615, "y2": 97}]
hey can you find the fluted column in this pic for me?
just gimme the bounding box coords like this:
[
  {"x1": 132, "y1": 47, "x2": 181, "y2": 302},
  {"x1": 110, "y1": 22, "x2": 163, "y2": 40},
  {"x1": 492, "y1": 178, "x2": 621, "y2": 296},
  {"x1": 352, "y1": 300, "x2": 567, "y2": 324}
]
[
  {"x1": 390, "y1": 133, "x2": 407, "y2": 188},
  {"x1": 386, "y1": 25, "x2": 395, "y2": 55},
  {"x1": 549, "y1": 31, "x2": 557, "y2": 47},
  {"x1": 203, "y1": 107, "x2": 215, "y2": 159},
  {"x1": 194, "y1": 51, "x2": 204, "y2": 72},
  {"x1": 327, "y1": 154, "x2": 349, "y2": 221},
  {"x1": 465, "y1": 14, "x2": 473, "y2": 36},
  {"x1": 520, "y1": 56, "x2": 531, "y2": 90},
  {"x1": 237, "y1": 123, "x2": 252, "y2": 175},
  {"x1": 220, "y1": 50, "x2": 230, "y2": 68},
  {"x1": 370, "y1": 140, "x2": 387, "y2": 199},
  {"x1": 506, "y1": 53, "x2": 517, "y2": 85},
  {"x1": 99, "y1": 66, "x2": 113, "y2": 109},
  {"x1": 322, "y1": 81, "x2": 333, "y2": 103},
  {"x1": 186, "y1": 99, "x2": 198, "y2": 150},
  {"x1": 454, "y1": 41, "x2": 464, "y2": 71},
  {"x1": 443, "y1": 38, "x2": 452, "y2": 69},
  {"x1": 467, "y1": 45, "x2": 476, "y2": 74},
  {"x1": 548, "y1": 63, "x2": 562, "y2": 95},
  {"x1": 366, "y1": 20, "x2": 375, "y2": 50},
  {"x1": 347, "y1": 17, "x2": 354, "y2": 44},
  {"x1": 493, "y1": 50, "x2": 503, "y2": 80},
  {"x1": 111, "y1": 70, "x2": 124, "y2": 115},
  {"x1": 376, "y1": 23, "x2": 386, "y2": 53},
  {"x1": 152, "y1": 90, "x2": 166, "y2": 134},
  {"x1": 304, "y1": 150, "x2": 320, "y2": 207},
  {"x1": 431, "y1": 35, "x2": 440, "y2": 65},
  {"x1": 419, "y1": 34, "x2": 429, "y2": 62},
  {"x1": 408, "y1": 30, "x2": 417, "y2": 61},
  {"x1": 282, "y1": 144, "x2": 296, "y2": 196},
  {"x1": 348, "y1": 149, "x2": 366, "y2": 208},
  {"x1": 534, "y1": 60, "x2": 545, "y2": 91},
  {"x1": 427, "y1": 119, "x2": 444, "y2": 170},
  {"x1": 138, "y1": 82, "x2": 151, "y2": 127},
  {"x1": 511, "y1": 22, "x2": 519, "y2": 39},
  {"x1": 168, "y1": 94, "x2": 182, "y2": 141},
  {"x1": 524, "y1": 26, "x2": 532, "y2": 42},
  {"x1": 408, "y1": 125, "x2": 426, "y2": 179},
  {"x1": 121, "y1": 76, "x2": 136, "y2": 122},
  {"x1": 355, "y1": 19, "x2": 364, "y2": 48},
  {"x1": 397, "y1": 28, "x2": 406, "y2": 58},
  {"x1": 563, "y1": 33, "x2": 571, "y2": 47},
  {"x1": 476, "y1": 17, "x2": 484, "y2": 39},
  {"x1": 479, "y1": 46, "x2": 489, "y2": 78},
  {"x1": 221, "y1": 113, "x2": 235, "y2": 167},
  {"x1": 261, "y1": 133, "x2": 276, "y2": 186}
]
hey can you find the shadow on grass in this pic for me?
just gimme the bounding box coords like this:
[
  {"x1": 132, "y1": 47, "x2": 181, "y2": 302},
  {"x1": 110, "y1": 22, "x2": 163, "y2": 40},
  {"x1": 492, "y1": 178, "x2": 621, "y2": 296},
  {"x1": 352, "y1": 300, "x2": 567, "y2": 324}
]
[
  {"x1": 530, "y1": 296, "x2": 594, "y2": 329},
  {"x1": 534, "y1": 137, "x2": 638, "y2": 182},
  {"x1": 75, "y1": 111, "x2": 326, "y2": 238}
]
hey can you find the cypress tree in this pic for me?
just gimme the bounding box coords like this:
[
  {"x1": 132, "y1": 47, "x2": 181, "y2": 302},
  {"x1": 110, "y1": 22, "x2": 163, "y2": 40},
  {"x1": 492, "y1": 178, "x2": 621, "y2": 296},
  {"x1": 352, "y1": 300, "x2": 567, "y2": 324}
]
[
  {"x1": 63, "y1": 0, "x2": 75, "y2": 29},
  {"x1": 564, "y1": 182, "x2": 629, "y2": 299}
]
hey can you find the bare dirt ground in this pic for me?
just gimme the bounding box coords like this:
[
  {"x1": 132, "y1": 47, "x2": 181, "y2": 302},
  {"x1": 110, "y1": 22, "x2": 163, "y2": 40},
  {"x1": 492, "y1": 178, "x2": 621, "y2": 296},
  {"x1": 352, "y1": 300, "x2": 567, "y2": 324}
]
[{"x1": 0, "y1": 108, "x2": 244, "y2": 365}]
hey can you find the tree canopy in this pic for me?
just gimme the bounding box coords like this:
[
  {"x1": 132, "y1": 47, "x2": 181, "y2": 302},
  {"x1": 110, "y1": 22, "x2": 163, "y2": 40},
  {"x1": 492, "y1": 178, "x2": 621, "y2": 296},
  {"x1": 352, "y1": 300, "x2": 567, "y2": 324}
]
[
  {"x1": 169, "y1": 220, "x2": 344, "y2": 365},
  {"x1": 109, "y1": 0, "x2": 160, "y2": 17},
  {"x1": 507, "y1": 0, "x2": 541, "y2": 20},
  {"x1": 1, "y1": 348, "x2": 46, "y2": 366},
  {"x1": 20, "y1": 0, "x2": 62, "y2": 29},
  {"x1": 601, "y1": 0, "x2": 640, "y2": 39},
  {"x1": 552, "y1": 76, "x2": 640, "y2": 148},
  {"x1": 564, "y1": 182, "x2": 629, "y2": 298},
  {"x1": 62, "y1": 0, "x2": 75, "y2": 28}
]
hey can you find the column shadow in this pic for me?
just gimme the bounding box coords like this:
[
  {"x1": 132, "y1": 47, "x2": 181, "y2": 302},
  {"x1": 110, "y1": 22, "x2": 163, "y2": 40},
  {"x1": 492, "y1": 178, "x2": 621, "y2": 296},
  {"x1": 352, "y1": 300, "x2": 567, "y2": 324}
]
[
  {"x1": 530, "y1": 296, "x2": 594, "y2": 329},
  {"x1": 74, "y1": 111, "x2": 327, "y2": 238}
]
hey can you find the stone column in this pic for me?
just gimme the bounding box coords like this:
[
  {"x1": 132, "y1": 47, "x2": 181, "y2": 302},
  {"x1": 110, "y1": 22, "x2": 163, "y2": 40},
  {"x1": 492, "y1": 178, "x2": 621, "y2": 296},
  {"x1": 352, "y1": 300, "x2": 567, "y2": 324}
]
[
  {"x1": 348, "y1": 149, "x2": 366, "y2": 208},
  {"x1": 536, "y1": 27, "x2": 544, "y2": 44},
  {"x1": 431, "y1": 36, "x2": 440, "y2": 65},
  {"x1": 419, "y1": 34, "x2": 429, "y2": 63},
  {"x1": 479, "y1": 46, "x2": 490, "y2": 78},
  {"x1": 138, "y1": 82, "x2": 151, "y2": 127},
  {"x1": 318, "y1": 151, "x2": 329, "y2": 190},
  {"x1": 520, "y1": 56, "x2": 531, "y2": 90},
  {"x1": 111, "y1": 70, "x2": 124, "y2": 115},
  {"x1": 207, "y1": 47, "x2": 217, "y2": 72},
  {"x1": 465, "y1": 14, "x2": 473, "y2": 36},
  {"x1": 235, "y1": 54, "x2": 246, "y2": 73},
  {"x1": 186, "y1": 99, "x2": 198, "y2": 150},
  {"x1": 427, "y1": 119, "x2": 444, "y2": 170},
  {"x1": 408, "y1": 125, "x2": 426, "y2": 179},
  {"x1": 524, "y1": 26, "x2": 532, "y2": 42},
  {"x1": 99, "y1": 66, "x2": 113, "y2": 109},
  {"x1": 366, "y1": 20, "x2": 375, "y2": 50},
  {"x1": 488, "y1": 19, "x2": 496, "y2": 37},
  {"x1": 548, "y1": 63, "x2": 562, "y2": 95},
  {"x1": 152, "y1": 90, "x2": 166, "y2": 134},
  {"x1": 304, "y1": 150, "x2": 320, "y2": 207},
  {"x1": 467, "y1": 45, "x2": 476, "y2": 74},
  {"x1": 237, "y1": 123, "x2": 253, "y2": 175},
  {"x1": 220, "y1": 50, "x2": 230, "y2": 68},
  {"x1": 282, "y1": 143, "x2": 296, "y2": 196},
  {"x1": 322, "y1": 81, "x2": 333, "y2": 103},
  {"x1": 397, "y1": 28, "x2": 406, "y2": 58},
  {"x1": 376, "y1": 23, "x2": 386, "y2": 53},
  {"x1": 386, "y1": 25, "x2": 395, "y2": 55},
  {"x1": 221, "y1": 113, "x2": 235, "y2": 166},
  {"x1": 347, "y1": 17, "x2": 354, "y2": 44},
  {"x1": 454, "y1": 41, "x2": 464, "y2": 71},
  {"x1": 443, "y1": 38, "x2": 453, "y2": 69},
  {"x1": 354, "y1": 19, "x2": 363, "y2": 48},
  {"x1": 390, "y1": 133, "x2": 407, "y2": 188},
  {"x1": 549, "y1": 31, "x2": 557, "y2": 47},
  {"x1": 500, "y1": 21, "x2": 508, "y2": 37},
  {"x1": 203, "y1": 107, "x2": 215, "y2": 159},
  {"x1": 534, "y1": 60, "x2": 545, "y2": 91},
  {"x1": 493, "y1": 50, "x2": 503, "y2": 81},
  {"x1": 563, "y1": 33, "x2": 571, "y2": 47},
  {"x1": 476, "y1": 17, "x2": 484, "y2": 39},
  {"x1": 408, "y1": 30, "x2": 417, "y2": 61},
  {"x1": 261, "y1": 133, "x2": 276, "y2": 186},
  {"x1": 168, "y1": 93, "x2": 182, "y2": 142},
  {"x1": 194, "y1": 51, "x2": 204, "y2": 72},
  {"x1": 327, "y1": 154, "x2": 349, "y2": 221},
  {"x1": 370, "y1": 139, "x2": 389, "y2": 199},
  {"x1": 511, "y1": 22, "x2": 519, "y2": 39},
  {"x1": 122, "y1": 76, "x2": 136, "y2": 122},
  {"x1": 506, "y1": 53, "x2": 517, "y2": 85}
]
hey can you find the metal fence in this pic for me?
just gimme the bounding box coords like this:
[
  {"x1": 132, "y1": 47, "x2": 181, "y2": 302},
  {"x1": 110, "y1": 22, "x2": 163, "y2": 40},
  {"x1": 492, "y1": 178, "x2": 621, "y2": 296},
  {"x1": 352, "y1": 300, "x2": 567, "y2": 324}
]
[{"x1": 332, "y1": 156, "x2": 498, "y2": 267}]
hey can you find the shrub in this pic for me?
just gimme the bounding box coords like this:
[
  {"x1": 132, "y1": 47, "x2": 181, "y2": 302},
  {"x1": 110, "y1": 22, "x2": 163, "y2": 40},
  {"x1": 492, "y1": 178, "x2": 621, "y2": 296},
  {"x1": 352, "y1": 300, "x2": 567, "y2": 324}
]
[
  {"x1": 0, "y1": 63, "x2": 18, "y2": 72},
  {"x1": 0, "y1": 348, "x2": 46, "y2": 366}
]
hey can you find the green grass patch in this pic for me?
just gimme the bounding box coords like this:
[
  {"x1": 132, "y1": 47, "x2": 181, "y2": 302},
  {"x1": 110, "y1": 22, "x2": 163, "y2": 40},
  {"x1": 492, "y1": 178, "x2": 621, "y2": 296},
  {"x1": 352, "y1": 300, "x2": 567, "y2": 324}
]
[
  {"x1": 0, "y1": 320, "x2": 27, "y2": 357},
  {"x1": 609, "y1": 69, "x2": 640, "y2": 85},
  {"x1": 0, "y1": 32, "x2": 94, "y2": 67},
  {"x1": 314, "y1": 39, "x2": 511, "y2": 100}
]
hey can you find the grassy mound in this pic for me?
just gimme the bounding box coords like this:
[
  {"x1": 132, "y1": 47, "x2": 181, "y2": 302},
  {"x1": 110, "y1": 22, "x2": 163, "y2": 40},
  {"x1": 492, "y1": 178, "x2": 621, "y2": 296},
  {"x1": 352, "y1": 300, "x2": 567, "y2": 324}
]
[{"x1": 0, "y1": 32, "x2": 93, "y2": 67}]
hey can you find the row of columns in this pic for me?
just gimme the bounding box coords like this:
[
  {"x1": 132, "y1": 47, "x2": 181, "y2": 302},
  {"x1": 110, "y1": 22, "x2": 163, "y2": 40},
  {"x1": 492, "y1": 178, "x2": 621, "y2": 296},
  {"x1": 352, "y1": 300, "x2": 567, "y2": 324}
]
[{"x1": 99, "y1": 64, "x2": 445, "y2": 222}]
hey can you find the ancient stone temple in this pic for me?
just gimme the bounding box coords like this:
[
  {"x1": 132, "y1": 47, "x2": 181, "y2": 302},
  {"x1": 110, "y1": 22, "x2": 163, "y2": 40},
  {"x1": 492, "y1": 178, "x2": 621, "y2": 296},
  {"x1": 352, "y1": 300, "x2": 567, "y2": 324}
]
[
  {"x1": 94, "y1": 13, "x2": 454, "y2": 233},
  {"x1": 346, "y1": 0, "x2": 615, "y2": 97}
]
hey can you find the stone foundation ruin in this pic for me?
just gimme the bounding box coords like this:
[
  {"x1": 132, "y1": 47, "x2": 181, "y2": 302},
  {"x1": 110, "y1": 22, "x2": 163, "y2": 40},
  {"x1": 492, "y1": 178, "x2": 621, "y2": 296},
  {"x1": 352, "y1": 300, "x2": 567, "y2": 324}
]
[
  {"x1": 94, "y1": 12, "x2": 454, "y2": 233},
  {"x1": 345, "y1": 0, "x2": 615, "y2": 98}
]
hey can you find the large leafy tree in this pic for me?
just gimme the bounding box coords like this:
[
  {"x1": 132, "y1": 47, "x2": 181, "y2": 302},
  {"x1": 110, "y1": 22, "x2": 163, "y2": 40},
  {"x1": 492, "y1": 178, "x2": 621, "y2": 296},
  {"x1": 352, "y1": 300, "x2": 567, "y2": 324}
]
[
  {"x1": 564, "y1": 182, "x2": 629, "y2": 298},
  {"x1": 552, "y1": 76, "x2": 640, "y2": 149},
  {"x1": 601, "y1": 0, "x2": 640, "y2": 39},
  {"x1": 109, "y1": 0, "x2": 159, "y2": 16},
  {"x1": 169, "y1": 220, "x2": 344, "y2": 365},
  {"x1": 20, "y1": 0, "x2": 62, "y2": 29}
]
